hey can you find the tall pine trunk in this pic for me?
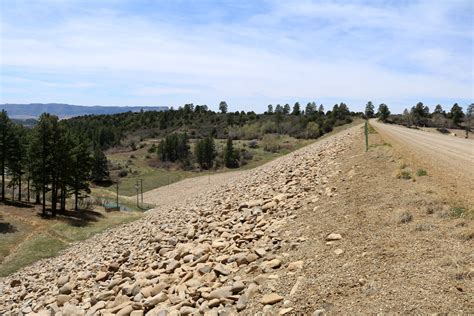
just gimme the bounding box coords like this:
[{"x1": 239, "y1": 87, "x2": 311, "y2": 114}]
[
  {"x1": 18, "y1": 175, "x2": 22, "y2": 201},
  {"x1": 51, "y1": 181, "x2": 57, "y2": 217},
  {"x1": 42, "y1": 186, "x2": 46, "y2": 215},
  {"x1": 1, "y1": 155, "x2": 4, "y2": 201},
  {"x1": 27, "y1": 177, "x2": 30, "y2": 202},
  {"x1": 75, "y1": 188, "x2": 79, "y2": 211}
]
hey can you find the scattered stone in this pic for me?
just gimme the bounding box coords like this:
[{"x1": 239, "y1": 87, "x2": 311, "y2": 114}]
[
  {"x1": 312, "y1": 309, "x2": 326, "y2": 316},
  {"x1": 95, "y1": 271, "x2": 109, "y2": 282},
  {"x1": 287, "y1": 260, "x2": 304, "y2": 271},
  {"x1": 261, "y1": 293, "x2": 284, "y2": 305},
  {"x1": 334, "y1": 248, "x2": 344, "y2": 255},
  {"x1": 108, "y1": 262, "x2": 120, "y2": 272},
  {"x1": 58, "y1": 283, "x2": 73, "y2": 295},
  {"x1": 213, "y1": 263, "x2": 230, "y2": 276},
  {"x1": 56, "y1": 294, "x2": 71, "y2": 306},
  {"x1": 144, "y1": 292, "x2": 168, "y2": 308},
  {"x1": 325, "y1": 233, "x2": 342, "y2": 241}
]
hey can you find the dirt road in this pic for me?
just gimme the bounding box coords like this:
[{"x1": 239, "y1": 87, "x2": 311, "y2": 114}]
[{"x1": 371, "y1": 120, "x2": 474, "y2": 181}]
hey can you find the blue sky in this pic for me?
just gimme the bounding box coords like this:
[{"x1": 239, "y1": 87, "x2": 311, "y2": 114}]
[{"x1": 0, "y1": 0, "x2": 472, "y2": 113}]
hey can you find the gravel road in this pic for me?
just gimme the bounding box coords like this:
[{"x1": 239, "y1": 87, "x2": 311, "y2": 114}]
[{"x1": 371, "y1": 120, "x2": 474, "y2": 180}]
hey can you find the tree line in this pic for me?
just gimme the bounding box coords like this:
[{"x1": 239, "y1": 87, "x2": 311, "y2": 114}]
[
  {"x1": 153, "y1": 133, "x2": 239, "y2": 170},
  {"x1": 0, "y1": 111, "x2": 110, "y2": 215},
  {"x1": 60, "y1": 101, "x2": 357, "y2": 150}
]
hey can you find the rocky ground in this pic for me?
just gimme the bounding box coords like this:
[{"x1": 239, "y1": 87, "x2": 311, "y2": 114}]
[{"x1": 0, "y1": 124, "x2": 472, "y2": 315}]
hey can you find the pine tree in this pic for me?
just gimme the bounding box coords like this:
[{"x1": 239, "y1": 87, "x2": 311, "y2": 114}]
[
  {"x1": 30, "y1": 113, "x2": 56, "y2": 214},
  {"x1": 365, "y1": 101, "x2": 375, "y2": 118},
  {"x1": 224, "y1": 138, "x2": 239, "y2": 168},
  {"x1": 219, "y1": 101, "x2": 228, "y2": 114},
  {"x1": 292, "y1": 102, "x2": 301, "y2": 115},
  {"x1": 91, "y1": 147, "x2": 110, "y2": 184},
  {"x1": 195, "y1": 137, "x2": 216, "y2": 169},
  {"x1": 449, "y1": 103, "x2": 464, "y2": 126},
  {"x1": 377, "y1": 104, "x2": 391, "y2": 122},
  {"x1": 6, "y1": 124, "x2": 27, "y2": 201},
  {"x1": 70, "y1": 138, "x2": 93, "y2": 211},
  {"x1": 0, "y1": 110, "x2": 13, "y2": 201}
]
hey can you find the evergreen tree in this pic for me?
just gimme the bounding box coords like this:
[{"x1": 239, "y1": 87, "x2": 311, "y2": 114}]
[
  {"x1": 449, "y1": 103, "x2": 464, "y2": 126},
  {"x1": 292, "y1": 102, "x2": 301, "y2": 115},
  {"x1": 377, "y1": 104, "x2": 391, "y2": 122},
  {"x1": 365, "y1": 101, "x2": 375, "y2": 118},
  {"x1": 219, "y1": 101, "x2": 228, "y2": 114},
  {"x1": 224, "y1": 138, "x2": 239, "y2": 168},
  {"x1": 91, "y1": 147, "x2": 110, "y2": 184},
  {"x1": 6, "y1": 124, "x2": 27, "y2": 201},
  {"x1": 30, "y1": 113, "x2": 56, "y2": 214},
  {"x1": 267, "y1": 104, "x2": 273, "y2": 114},
  {"x1": 283, "y1": 104, "x2": 291, "y2": 115},
  {"x1": 195, "y1": 137, "x2": 216, "y2": 169},
  {"x1": 433, "y1": 104, "x2": 444, "y2": 115},
  {"x1": 0, "y1": 110, "x2": 13, "y2": 201},
  {"x1": 318, "y1": 104, "x2": 325, "y2": 114},
  {"x1": 305, "y1": 102, "x2": 316, "y2": 115},
  {"x1": 70, "y1": 138, "x2": 93, "y2": 211}
]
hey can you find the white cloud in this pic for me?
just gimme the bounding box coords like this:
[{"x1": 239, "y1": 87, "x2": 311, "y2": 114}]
[{"x1": 0, "y1": 0, "x2": 472, "y2": 112}]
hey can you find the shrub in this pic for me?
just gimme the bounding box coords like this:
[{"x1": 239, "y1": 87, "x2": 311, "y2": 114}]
[
  {"x1": 248, "y1": 139, "x2": 258, "y2": 148},
  {"x1": 450, "y1": 206, "x2": 466, "y2": 218},
  {"x1": 416, "y1": 169, "x2": 428, "y2": 176},
  {"x1": 118, "y1": 169, "x2": 128, "y2": 177},
  {"x1": 261, "y1": 134, "x2": 280, "y2": 153},
  {"x1": 397, "y1": 170, "x2": 412, "y2": 180},
  {"x1": 399, "y1": 211, "x2": 413, "y2": 223}
]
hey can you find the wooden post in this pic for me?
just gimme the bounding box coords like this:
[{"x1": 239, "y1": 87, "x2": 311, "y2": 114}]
[{"x1": 365, "y1": 121, "x2": 369, "y2": 152}]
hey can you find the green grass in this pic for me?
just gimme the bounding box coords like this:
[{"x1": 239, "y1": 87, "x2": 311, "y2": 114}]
[
  {"x1": 0, "y1": 211, "x2": 142, "y2": 277},
  {"x1": 0, "y1": 233, "x2": 66, "y2": 277},
  {"x1": 367, "y1": 123, "x2": 378, "y2": 134},
  {"x1": 0, "y1": 219, "x2": 31, "y2": 260},
  {"x1": 50, "y1": 212, "x2": 142, "y2": 241},
  {"x1": 450, "y1": 206, "x2": 466, "y2": 218},
  {"x1": 416, "y1": 168, "x2": 428, "y2": 176},
  {"x1": 369, "y1": 141, "x2": 392, "y2": 148}
]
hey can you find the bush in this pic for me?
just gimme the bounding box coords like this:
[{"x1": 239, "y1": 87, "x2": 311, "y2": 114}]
[
  {"x1": 248, "y1": 140, "x2": 258, "y2": 148},
  {"x1": 450, "y1": 206, "x2": 466, "y2": 218},
  {"x1": 416, "y1": 169, "x2": 428, "y2": 176},
  {"x1": 261, "y1": 134, "x2": 280, "y2": 153},
  {"x1": 399, "y1": 211, "x2": 413, "y2": 223},
  {"x1": 118, "y1": 169, "x2": 128, "y2": 177}
]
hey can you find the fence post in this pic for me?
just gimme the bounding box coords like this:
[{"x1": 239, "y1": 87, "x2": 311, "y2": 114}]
[{"x1": 365, "y1": 121, "x2": 369, "y2": 152}]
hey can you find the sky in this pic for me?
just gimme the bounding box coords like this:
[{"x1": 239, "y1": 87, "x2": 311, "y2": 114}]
[{"x1": 0, "y1": 0, "x2": 473, "y2": 113}]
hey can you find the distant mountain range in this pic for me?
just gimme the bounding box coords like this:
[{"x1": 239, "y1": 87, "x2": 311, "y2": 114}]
[{"x1": 0, "y1": 103, "x2": 168, "y2": 118}]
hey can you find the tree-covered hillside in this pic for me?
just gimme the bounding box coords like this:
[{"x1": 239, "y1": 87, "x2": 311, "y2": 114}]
[{"x1": 64, "y1": 102, "x2": 358, "y2": 149}]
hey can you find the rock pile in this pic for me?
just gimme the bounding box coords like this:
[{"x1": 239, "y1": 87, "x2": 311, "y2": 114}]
[{"x1": 0, "y1": 128, "x2": 355, "y2": 315}]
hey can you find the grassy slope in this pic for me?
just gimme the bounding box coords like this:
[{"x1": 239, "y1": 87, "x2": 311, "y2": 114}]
[{"x1": 0, "y1": 207, "x2": 141, "y2": 277}]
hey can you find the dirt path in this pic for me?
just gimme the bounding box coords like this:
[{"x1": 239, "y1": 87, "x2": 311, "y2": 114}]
[
  {"x1": 371, "y1": 120, "x2": 474, "y2": 181},
  {"x1": 261, "y1": 124, "x2": 473, "y2": 314}
]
